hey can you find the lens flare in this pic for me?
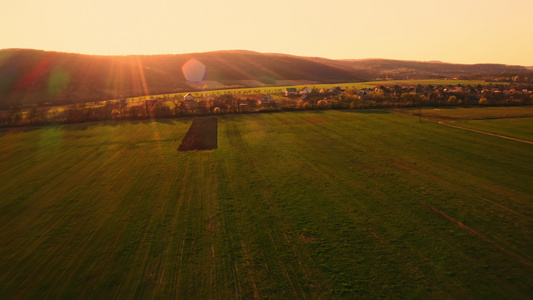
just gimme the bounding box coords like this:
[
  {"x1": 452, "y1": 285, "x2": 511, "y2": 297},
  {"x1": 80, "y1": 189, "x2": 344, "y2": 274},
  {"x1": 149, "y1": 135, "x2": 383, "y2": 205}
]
[
  {"x1": 16, "y1": 55, "x2": 54, "y2": 90},
  {"x1": 48, "y1": 70, "x2": 71, "y2": 96},
  {"x1": 181, "y1": 58, "x2": 206, "y2": 82}
]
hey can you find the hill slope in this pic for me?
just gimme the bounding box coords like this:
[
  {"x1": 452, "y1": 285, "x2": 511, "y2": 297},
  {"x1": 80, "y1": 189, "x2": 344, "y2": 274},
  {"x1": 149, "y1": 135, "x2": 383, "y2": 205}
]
[{"x1": 0, "y1": 49, "x2": 528, "y2": 107}]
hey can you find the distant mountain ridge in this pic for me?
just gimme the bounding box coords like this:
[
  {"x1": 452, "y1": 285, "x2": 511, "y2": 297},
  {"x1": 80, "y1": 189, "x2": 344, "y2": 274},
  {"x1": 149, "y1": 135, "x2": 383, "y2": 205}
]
[{"x1": 0, "y1": 48, "x2": 528, "y2": 107}]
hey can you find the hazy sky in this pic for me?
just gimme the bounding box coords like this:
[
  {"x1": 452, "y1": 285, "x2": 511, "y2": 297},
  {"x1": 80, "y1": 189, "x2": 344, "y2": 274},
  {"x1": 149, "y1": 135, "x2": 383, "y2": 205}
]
[{"x1": 2, "y1": 0, "x2": 533, "y2": 65}]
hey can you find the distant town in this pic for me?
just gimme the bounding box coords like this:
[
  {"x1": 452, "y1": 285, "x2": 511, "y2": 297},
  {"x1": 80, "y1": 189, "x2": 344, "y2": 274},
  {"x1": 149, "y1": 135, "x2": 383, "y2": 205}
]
[{"x1": 1, "y1": 80, "x2": 532, "y2": 127}]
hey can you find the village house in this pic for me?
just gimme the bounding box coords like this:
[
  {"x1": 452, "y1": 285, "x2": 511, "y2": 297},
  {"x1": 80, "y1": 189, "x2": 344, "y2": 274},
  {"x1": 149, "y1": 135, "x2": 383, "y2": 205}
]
[
  {"x1": 329, "y1": 86, "x2": 345, "y2": 95},
  {"x1": 183, "y1": 93, "x2": 195, "y2": 101},
  {"x1": 237, "y1": 99, "x2": 257, "y2": 112},
  {"x1": 300, "y1": 87, "x2": 312, "y2": 95},
  {"x1": 357, "y1": 88, "x2": 373, "y2": 99},
  {"x1": 182, "y1": 93, "x2": 198, "y2": 109},
  {"x1": 259, "y1": 94, "x2": 275, "y2": 106},
  {"x1": 145, "y1": 98, "x2": 159, "y2": 109},
  {"x1": 285, "y1": 88, "x2": 298, "y2": 96}
]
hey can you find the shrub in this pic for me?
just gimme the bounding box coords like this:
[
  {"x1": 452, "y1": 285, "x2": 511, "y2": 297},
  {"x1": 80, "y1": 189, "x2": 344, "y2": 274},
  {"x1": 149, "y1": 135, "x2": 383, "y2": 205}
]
[
  {"x1": 302, "y1": 102, "x2": 313, "y2": 110},
  {"x1": 447, "y1": 96, "x2": 458, "y2": 104},
  {"x1": 317, "y1": 100, "x2": 329, "y2": 109},
  {"x1": 479, "y1": 98, "x2": 489, "y2": 105}
]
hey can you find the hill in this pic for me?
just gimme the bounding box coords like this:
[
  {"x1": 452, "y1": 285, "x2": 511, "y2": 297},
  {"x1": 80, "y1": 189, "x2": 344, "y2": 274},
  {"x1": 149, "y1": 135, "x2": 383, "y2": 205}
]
[
  {"x1": 0, "y1": 49, "x2": 528, "y2": 107},
  {"x1": 338, "y1": 58, "x2": 528, "y2": 79}
]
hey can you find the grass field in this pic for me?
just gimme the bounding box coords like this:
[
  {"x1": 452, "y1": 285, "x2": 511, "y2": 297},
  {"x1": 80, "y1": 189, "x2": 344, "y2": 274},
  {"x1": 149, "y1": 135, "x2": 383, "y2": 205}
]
[
  {"x1": 399, "y1": 106, "x2": 533, "y2": 120},
  {"x1": 400, "y1": 106, "x2": 533, "y2": 142},
  {"x1": 1, "y1": 109, "x2": 532, "y2": 298},
  {"x1": 449, "y1": 118, "x2": 533, "y2": 142}
]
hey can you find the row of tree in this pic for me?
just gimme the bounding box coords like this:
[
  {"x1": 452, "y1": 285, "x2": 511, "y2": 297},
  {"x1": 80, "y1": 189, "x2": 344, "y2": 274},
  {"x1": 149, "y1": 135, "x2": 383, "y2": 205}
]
[{"x1": 1, "y1": 84, "x2": 532, "y2": 127}]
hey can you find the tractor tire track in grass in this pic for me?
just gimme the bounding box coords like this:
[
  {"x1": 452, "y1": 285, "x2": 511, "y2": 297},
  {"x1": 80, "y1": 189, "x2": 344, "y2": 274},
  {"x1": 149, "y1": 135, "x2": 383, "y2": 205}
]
[
  {"x1": 216, "y1": 118, "x2": 332, "y2": 298},
  {"x1": 418, "y1": 200, "x2": 533, "y2": 268},
  {"x1": 438, "y1": 121, "x2": 533, "y2": 145}
]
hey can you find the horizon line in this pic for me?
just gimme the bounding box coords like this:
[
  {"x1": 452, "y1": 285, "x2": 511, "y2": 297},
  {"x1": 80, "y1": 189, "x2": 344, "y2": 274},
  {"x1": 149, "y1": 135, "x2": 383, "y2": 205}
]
[{"x1": 1, "y1": 47, "x2": 530, "y2": 67}]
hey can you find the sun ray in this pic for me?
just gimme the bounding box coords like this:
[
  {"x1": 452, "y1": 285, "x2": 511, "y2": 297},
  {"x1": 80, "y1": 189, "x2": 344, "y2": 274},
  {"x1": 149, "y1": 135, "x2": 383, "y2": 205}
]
[
  {"x1": 204, "y1": 53, "x2": 254, "y2": 80},
  {"x1": 135, "y1": 56, "x2": 149, "y2": 96},
  {"x1": 127, "y1": 57, "x2": 139, "y2": 96},
  {"x1": 15, "y1": 53, "x2": 54, "y2": 90},
  {"x1": 105, "y1": 58, "x2": 119, "y2": 97},
  {"x1": 235, "y1": 54, "x2": 286, "y2": 82}
]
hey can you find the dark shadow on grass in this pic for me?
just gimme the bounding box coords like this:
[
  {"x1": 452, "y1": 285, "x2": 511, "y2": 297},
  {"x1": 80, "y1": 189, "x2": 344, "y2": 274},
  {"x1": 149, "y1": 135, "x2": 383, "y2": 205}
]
[
  {"x1": 432, "y1": 106, "x2": 461, "y2": 110},
  {"x1": 348, "y1": 109, "x2": 391, "y2": 114},
  {"x1": 60, "y1": 117, "x2": 193, "y2": 131},
  {"x1": 0, "y1": 126, "x2": 43, "y2": 137},
  {"x1": 63, "y1": 124, "x2": 91, "y2": 131},
  {"x1": 154, "y1": 118, "x2": 178, "y2": 125}
]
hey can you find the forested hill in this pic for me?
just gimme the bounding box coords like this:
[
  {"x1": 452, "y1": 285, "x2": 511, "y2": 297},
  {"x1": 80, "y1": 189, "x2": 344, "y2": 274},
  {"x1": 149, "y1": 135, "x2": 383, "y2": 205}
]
[{"x1": 0, "y1": 48, "x2": 528, "y2": 107}]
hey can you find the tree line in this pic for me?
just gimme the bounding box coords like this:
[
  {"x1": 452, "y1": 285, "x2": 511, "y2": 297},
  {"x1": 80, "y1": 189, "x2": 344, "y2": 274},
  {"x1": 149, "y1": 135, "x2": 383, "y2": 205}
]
[{"x1": 1, "y1": 83, "x2": 532, "y2": 128}]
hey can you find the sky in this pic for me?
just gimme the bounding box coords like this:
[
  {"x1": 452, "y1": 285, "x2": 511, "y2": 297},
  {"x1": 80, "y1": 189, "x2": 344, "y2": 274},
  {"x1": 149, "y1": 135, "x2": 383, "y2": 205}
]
[{"x1": 2, "y1": 0, "x2": 533, "y2": 65}]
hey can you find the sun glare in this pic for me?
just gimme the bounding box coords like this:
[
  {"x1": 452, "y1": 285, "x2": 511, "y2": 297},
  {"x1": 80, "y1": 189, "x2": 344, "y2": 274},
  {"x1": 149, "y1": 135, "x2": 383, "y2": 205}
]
[{"x1": 182, "y1": 58, "x2": 207, "y2": 82}]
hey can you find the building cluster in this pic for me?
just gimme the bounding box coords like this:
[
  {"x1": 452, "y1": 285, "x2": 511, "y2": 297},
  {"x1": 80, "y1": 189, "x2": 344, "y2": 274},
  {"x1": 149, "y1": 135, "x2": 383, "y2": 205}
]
[
  {"x1": 140, "y1": 83, "x2": 533, "y2": 116},
  {"x1": 282, "y1": 84, "x2": 533, "y2": 106}
]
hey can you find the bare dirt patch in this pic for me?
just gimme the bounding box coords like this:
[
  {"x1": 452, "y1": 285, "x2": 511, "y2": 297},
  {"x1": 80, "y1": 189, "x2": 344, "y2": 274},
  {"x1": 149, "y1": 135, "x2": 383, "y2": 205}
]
[{"x1": 178, "y1": 117, "x2": 218, "y2": 151}]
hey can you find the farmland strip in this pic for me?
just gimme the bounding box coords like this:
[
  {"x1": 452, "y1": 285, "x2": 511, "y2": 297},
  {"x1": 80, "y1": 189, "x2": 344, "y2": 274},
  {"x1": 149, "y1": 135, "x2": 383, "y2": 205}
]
[{"x1": 178, "y1": 117, "x2": 218, "y2": 151}]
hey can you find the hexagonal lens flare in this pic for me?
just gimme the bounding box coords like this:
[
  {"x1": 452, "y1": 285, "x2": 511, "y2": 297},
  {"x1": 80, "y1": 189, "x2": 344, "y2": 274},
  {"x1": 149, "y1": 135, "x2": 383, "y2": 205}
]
[{"x1": 181, "y1": 58, "x2": 206, "y2": 82}]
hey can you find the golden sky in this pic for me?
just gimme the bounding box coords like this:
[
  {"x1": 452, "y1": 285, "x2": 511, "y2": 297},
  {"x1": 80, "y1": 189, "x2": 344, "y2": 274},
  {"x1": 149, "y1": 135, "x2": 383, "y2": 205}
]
[{"x1": 2, "y1": 0, "x2": 533, "y2": 65}]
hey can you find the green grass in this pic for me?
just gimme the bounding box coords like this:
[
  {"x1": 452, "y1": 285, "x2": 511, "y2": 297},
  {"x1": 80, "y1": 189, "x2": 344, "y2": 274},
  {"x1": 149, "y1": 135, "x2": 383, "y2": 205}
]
[
  {"x1": 400, "y1": 106, "x2": 533, "y2": 121},
  {"x1": 1, "y1": 110, "x2": 532, "y2": 298},
  {"x1": 450, "y1": 118, "x2": 533, "y2": 142}
]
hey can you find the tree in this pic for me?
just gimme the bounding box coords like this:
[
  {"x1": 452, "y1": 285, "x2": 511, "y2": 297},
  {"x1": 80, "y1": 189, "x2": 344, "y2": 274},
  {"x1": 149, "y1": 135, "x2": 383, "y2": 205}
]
[
  {"x1": 27, "y1": 107, "x2": 40, "y2": 125},
  {"x1": 447, "y1": 95, "x2": 458, "y2": 104},
  {"x1": 525, "y1": 95, "x2": 533, "y2": 105},
  {"x1": 400, "y1": 93, "x2": 420, "y2": 103}
]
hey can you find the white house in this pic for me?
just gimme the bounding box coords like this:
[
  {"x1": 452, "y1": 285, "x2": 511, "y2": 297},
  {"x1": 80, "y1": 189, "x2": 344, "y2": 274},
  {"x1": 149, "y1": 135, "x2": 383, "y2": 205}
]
[
  {"x1": 183, "y1": 93, "x2": 195, "y2": 101},
  {"x1": 300, "y1": 87, "x2": 312, "y2": 95},
  {"x1": 259, "y1": 94, "x2": 275, "y2": 106},
  {"x1": 285, "y1": 88, "x2": 298, "y2": 96}
]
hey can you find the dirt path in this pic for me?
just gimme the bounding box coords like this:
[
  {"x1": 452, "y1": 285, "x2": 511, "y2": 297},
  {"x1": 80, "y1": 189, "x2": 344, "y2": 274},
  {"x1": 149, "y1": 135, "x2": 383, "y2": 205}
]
[{"x1": 438, "y1": 121, "x2": 533, "y2": 145}]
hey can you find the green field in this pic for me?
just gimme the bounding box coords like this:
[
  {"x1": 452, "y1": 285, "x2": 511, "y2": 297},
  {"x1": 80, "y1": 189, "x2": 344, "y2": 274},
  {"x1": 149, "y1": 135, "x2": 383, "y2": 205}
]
[
  {"x1": 449, "y1": 118, "x2": 533, "y2": 142},
  {"x1": 398, "y1": 106, "x2": 533, "y2": 121},
  {"x1": 1, "y1": 109, "x2": 532, "y2": 298},
  {"x1": 398, "y1": 106, "x2": 533, "y2": 141}
]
